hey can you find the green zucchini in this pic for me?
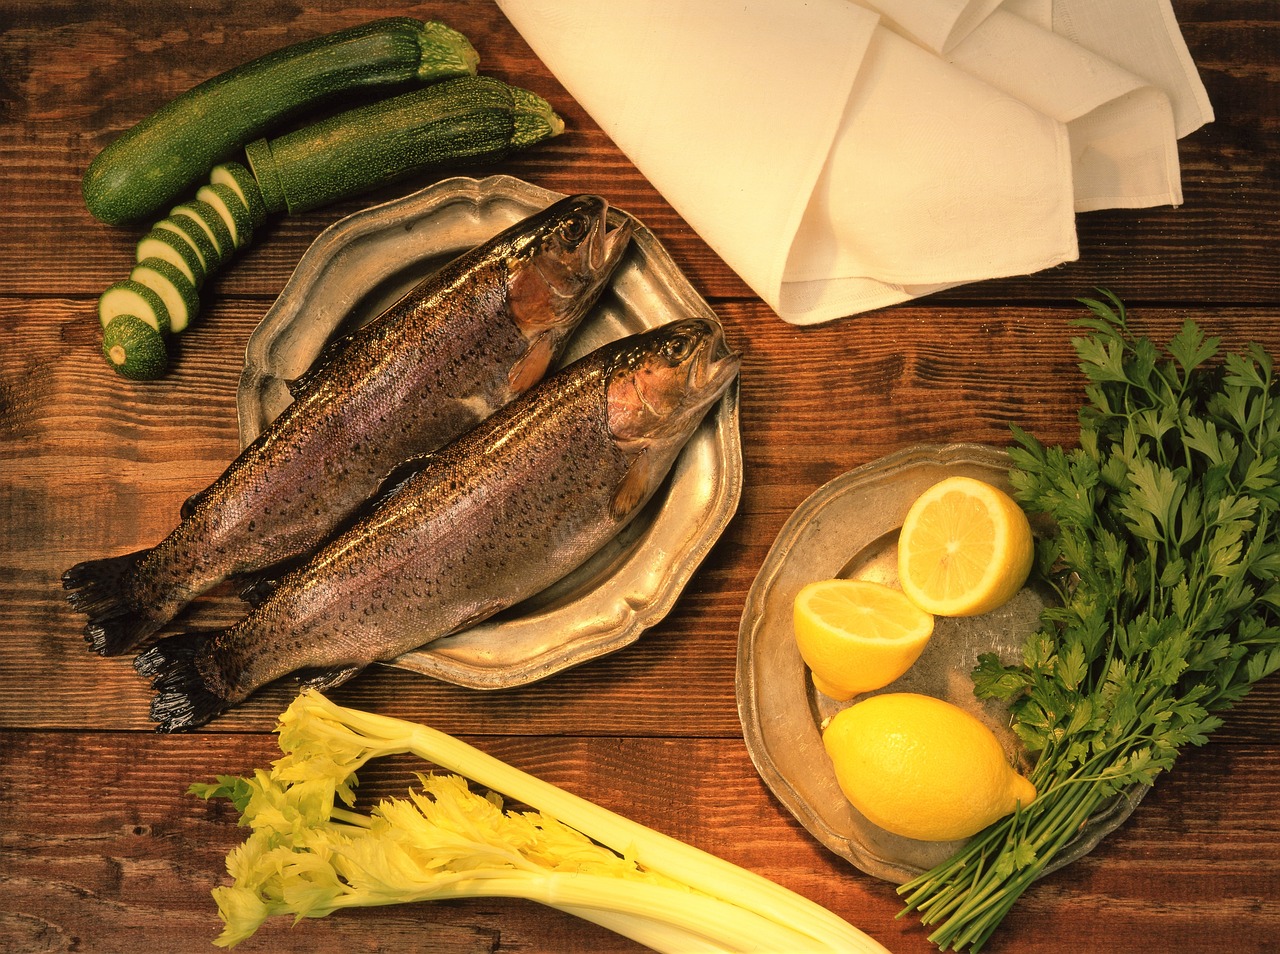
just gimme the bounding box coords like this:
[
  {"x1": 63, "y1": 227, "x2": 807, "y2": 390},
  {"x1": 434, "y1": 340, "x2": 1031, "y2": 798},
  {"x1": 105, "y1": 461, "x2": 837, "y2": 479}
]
[
  {"x1": 82, "y1": 18, "x2": 480, "y2": 225},
  {"x1": 243, "y1": 75, "x2": 564, "y2": 214},
  {"x1": 98, "y1": 279, "x2": 171, "y2": 336},
  {"x1": 131, "y1": 257, "x2": 199, "y2": 333},
  {"x1": 102, "y1": 314, "x2": 168, "y2": 380},
  {"x1": 155, "y1": 214, "x2": 220, "y2": 276}
]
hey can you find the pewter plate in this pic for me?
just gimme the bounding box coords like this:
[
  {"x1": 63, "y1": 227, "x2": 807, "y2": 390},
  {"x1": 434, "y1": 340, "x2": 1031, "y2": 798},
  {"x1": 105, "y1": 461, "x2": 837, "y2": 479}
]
[
  {"x1": 237, "y1": 175, "x2": 742, "y2": 689},
  {"x1": 736, "y1": 443, "x2": 1147, "y2": 884}
]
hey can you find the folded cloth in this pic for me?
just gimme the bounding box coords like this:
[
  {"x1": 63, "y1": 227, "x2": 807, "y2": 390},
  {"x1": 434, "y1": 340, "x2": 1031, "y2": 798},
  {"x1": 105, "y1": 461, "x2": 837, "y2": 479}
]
[{"x1": 496, "y1": 0, "x2": 1212, "y2": 325}]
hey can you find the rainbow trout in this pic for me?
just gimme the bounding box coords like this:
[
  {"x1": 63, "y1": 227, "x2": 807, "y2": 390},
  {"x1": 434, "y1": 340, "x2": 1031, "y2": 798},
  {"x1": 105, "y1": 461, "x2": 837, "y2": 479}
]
[
  {"x1": 64, "y1": 195, "x2": 632, "y2": 656},
  {"x1": 135, "y1": 317, "x2": 740, "y2": 731}
]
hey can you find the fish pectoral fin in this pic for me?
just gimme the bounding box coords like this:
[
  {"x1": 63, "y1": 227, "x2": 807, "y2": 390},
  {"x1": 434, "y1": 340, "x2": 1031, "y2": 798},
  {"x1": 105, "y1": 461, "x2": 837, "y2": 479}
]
[
  {"x1": 611, "y1": 449, "x2": 653, "y2": 521},
  {"x1": 236, "y1": 574, "x2": 280, "y2": 607},
  {"x1": 233, "y1": 549, "x2": 316, "y2": 606},
  {"x1": 507, "y1": 331, "x2": 555, "y2": 395},
  {"x1": 444, "y1": 599, "x2": 510, "y2": 638},
  {"x1": 296, "y1": 664, "x2": 365, "y2": 692}
]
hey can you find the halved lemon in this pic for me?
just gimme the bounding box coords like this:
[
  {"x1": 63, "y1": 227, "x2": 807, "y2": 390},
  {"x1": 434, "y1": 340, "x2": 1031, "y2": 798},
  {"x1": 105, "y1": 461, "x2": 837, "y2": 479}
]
[
  {"x1": 792, "y1": 579, "x2": 935, "y2": 701},
  {"x1": 897, "y1": 476, "x2": 1033, "y2": 617}
]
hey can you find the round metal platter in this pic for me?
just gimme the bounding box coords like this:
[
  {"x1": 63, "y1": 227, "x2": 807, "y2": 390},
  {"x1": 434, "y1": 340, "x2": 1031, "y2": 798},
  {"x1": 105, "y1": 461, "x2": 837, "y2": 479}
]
[
  {"x1": 237, "y1": 175, "x2": 742, "y2": 689},
  {"x1": 736, "y1": 442, "x2": 1147, "y2": 884}
]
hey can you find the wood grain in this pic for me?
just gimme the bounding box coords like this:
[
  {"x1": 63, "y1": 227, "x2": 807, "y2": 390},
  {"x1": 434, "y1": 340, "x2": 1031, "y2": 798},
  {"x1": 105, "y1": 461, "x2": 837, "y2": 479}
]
[{"x1": 2, "y1": 2, "x2": 1278, "y2": 953}]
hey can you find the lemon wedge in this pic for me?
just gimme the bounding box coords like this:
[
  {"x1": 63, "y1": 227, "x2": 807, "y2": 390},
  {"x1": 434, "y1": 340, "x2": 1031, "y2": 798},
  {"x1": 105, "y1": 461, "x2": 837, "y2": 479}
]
[
  {"x1": 897, "y1": 475, "x2": 1034, "y2": 617},
  {"x1": 822, "y1": 692, "x2": 1036, "y2": 842},
  {"x1": 793, "y1": 579, "x2": 934, "y2": 701}
]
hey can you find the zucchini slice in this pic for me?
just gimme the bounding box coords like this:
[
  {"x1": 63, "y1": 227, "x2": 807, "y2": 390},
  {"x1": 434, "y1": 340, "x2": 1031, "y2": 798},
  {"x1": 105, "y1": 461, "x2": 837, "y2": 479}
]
[
  {"x1": 196, "y1": 183, "x2": 254, "y2": 250},
  {"x1": 135, "y1": 227, "x2": 205, "y2": 288},
  {"x1": 131, "y1": 257, "x2": 200, "y2": 333},
  {"x1": 171, "y1": 199, "x2": 234, "y2": 262},
  {"x1": 211, "y1": 162, "x2": 269, "y2": 229},
  {"x1": 102, "y1": 313, "x2": 168, "y2": 380},
  {"x1": 242, "y1": 139, "x2": 287, "y2": 214},
  {"x1": 98, "y1": 279, "x2": 171, "y2": 336},
  {"x1": 155, "y1": 214, "x2": 220, "y2": 275}
]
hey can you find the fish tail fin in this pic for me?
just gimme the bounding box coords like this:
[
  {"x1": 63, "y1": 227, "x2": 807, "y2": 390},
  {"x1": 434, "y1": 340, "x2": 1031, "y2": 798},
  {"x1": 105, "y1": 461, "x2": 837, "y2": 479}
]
[
  {"x1": 134, "y1": 633, "x2": 232, "y2": 732},
  {"x1": 62, "y1": 549, "x2": 163, "y2": 656}
]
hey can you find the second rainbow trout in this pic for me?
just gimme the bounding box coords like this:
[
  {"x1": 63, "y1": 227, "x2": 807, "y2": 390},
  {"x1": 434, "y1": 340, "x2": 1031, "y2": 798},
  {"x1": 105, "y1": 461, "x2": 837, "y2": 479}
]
[{"x1": 137, "y1": 317, "x2": 740, "y2": 731}]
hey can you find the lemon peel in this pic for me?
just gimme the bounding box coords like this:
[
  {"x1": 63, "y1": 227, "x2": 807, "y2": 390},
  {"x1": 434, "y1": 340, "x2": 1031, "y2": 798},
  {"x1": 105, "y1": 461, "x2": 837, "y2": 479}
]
[{"x1": 822, "y1": 692, "x2": 1036, "y2": 842}]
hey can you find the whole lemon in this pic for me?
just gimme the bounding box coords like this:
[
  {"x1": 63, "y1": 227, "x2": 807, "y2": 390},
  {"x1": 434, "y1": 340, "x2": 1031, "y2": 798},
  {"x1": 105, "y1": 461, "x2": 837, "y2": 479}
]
[{"x1": 822, "y1": 692, "x2": 1036, "y2": 842}]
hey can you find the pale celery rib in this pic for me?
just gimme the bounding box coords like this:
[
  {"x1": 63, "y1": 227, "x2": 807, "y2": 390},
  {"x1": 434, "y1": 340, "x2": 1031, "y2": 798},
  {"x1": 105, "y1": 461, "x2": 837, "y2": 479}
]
[{"x1": 192, "y1": 689, "x2": 889, "y2": 954}]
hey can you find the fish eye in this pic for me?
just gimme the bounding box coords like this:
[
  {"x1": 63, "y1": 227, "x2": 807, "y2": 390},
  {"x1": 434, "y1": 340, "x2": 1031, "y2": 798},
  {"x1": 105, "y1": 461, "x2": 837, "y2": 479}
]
[
  {"x1": 560, "y1": 212, "x2": 592, "y2": 244},
  {"x1": 664, "y1": 333, "x2": 695, "y2": 362}
]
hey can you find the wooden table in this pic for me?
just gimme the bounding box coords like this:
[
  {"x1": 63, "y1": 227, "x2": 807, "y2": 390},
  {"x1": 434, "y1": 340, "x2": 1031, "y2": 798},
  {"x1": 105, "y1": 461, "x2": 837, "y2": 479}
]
[{"x1": 3, "y1": 3, "x2": 1277, "y2": 952}]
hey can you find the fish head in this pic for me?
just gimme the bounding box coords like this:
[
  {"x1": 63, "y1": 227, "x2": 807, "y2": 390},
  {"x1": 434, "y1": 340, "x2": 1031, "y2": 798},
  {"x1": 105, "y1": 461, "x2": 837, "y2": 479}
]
[
  {"x1": 605, "y1": 317, "x2": 741, "y2": 458},
  {"x1": 505, "y1": 194, "x2": 634, "y2": 344}
]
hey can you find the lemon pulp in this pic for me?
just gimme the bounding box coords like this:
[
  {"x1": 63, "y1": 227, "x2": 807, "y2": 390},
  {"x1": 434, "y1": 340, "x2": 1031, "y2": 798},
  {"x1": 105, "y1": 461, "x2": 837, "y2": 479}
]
[
  {"x1": 897, "y1": 476, "x2": 1034, "y2": 617},
  {"x1": 793, "y1": 579, "x2": 934, "y2": 701}
]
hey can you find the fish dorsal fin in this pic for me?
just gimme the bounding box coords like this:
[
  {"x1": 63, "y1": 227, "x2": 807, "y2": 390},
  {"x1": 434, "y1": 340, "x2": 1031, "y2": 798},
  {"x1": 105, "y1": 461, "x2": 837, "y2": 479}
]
[
  {"x1": 370, "y1": 454, "x2": 435, "y2": 510},
  {"x1": 180, "y1": 487, "x2": 209, "y2": 520},
  {"x1": 507, "y1": 331, "x2": 555, "y2": 395},
  {"x1": 286, "y1": 328, "x2": 361, "y2": 398},
  {"x1": 285, "y1": 353, "x2": 331, "y2": 399},
  {"x1": 611, "y1": 449, "x2": 653, "y2": 521}
]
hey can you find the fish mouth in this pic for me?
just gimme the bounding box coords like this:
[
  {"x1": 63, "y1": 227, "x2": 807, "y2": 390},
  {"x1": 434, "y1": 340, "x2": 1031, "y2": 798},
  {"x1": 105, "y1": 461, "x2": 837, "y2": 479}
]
[
  {"x1": 593, "y1": 204, "x2": 634, "y2": 275},
  {"x1": 692, "y1": 321, "x2": 741, "y2": 398}
]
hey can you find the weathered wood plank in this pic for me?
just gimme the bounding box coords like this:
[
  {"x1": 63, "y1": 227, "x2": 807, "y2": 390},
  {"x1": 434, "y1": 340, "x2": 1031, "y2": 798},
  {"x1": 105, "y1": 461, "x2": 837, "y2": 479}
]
[{"x1": 2, "y1": 2, "x2": 1278, "y2": 952}]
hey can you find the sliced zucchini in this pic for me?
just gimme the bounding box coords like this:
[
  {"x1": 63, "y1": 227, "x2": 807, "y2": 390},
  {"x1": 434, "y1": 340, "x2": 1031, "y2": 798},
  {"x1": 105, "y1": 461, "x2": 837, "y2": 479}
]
[
  {"x1": 171, "y1": 199, "x2": 234, "y2": 261},
  {"x1": 196, "y1": 182, "x2": 254, "y2": 250},
  {"x1": 102, "y1": 313, "x2": 168, "y2": 380},
  {"x1": 131, "y1": 257, "x2": 199, "y2": 333},
  {"x1": 155, "y1": 214, "x2": 220, "y2": 275},
  {"x1": 211, "y1": 161, "x2": 268, "y2": 229},
  {"x1": 136, "y1": 227, "x2": 205, "y2": 288},
  {"x1": 98, "y1": 279, "x2": 171, "y2": 336}
]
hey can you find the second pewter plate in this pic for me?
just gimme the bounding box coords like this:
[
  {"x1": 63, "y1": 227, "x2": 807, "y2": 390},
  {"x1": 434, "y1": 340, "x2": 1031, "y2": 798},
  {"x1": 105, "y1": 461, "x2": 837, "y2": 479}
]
[
  {"x1": 736, "y1": 443, "x2": 1147, "y2": 884},
  {"x1": 237, "y1": 175, "x2": 742, "y2": 689}
]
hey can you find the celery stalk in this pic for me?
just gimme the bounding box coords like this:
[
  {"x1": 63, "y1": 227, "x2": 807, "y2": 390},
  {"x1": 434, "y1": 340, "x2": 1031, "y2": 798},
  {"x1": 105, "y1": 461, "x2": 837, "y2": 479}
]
[
  {"x1": 554, "y1": 906, "x2": 731, "y2": 954},
  {"x1": 193, "y1": 690, "x2": 889, "y2": 953},
  {"x1": 281, "y1": 690, "x2": 884, "y2": 952}
]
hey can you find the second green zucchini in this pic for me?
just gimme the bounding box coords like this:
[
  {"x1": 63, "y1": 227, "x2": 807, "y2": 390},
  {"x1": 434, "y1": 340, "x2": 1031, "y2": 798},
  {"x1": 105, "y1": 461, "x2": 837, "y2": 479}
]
[{"x1": 243, "y1": 74, "x2": 564, "y2": 214}]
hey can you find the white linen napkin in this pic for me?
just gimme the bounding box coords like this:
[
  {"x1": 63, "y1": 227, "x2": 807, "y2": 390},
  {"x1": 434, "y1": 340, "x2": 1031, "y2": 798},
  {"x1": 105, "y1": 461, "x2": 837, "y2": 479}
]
[{"x1": 496, "y1": 0, "x2": 1212, "y2": 325}]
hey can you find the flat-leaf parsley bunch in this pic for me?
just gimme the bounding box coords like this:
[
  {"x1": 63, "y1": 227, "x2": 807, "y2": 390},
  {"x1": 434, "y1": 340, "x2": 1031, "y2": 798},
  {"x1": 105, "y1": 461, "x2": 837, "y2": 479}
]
[{"x1": 899, "y1": 292, "x2": 1280, "y2": 950}]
